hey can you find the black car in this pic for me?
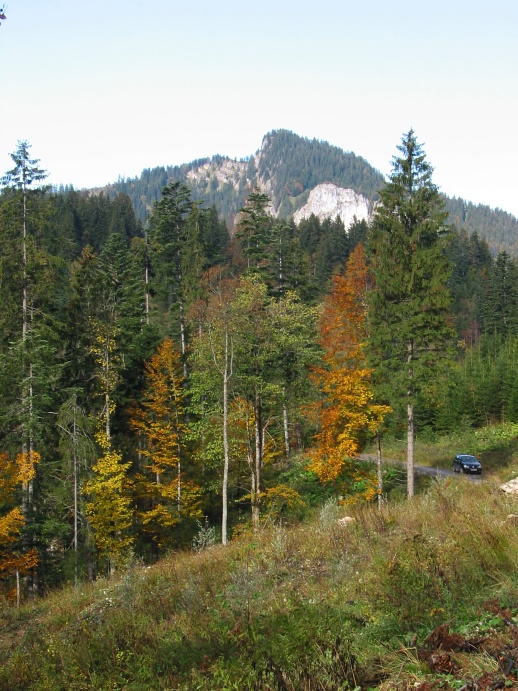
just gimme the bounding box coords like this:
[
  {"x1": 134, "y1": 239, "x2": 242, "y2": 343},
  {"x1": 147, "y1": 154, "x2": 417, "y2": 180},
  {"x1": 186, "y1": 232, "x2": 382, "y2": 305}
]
[{"x1": 453, "y1": 454, "x2": 482, "y2": 474}]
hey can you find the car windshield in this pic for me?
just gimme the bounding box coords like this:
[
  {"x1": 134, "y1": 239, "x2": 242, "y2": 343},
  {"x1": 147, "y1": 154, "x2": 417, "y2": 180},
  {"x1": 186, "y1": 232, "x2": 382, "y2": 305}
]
[{"x1": 459, "y1": 455, "x2": 478, "y2": 463}]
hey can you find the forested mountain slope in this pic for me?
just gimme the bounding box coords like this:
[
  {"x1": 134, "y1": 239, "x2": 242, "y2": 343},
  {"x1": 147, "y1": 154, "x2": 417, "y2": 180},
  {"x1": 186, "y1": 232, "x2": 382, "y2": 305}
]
[
  {"x1": 103, "y1": 129, "x2": 384, "y2": 228},
  {"x1": 2, "y1": 131, "x2": 518, "y2": 609},
  {"x1": 102, "y1": 129, "x2": 518, "y2": 255}
]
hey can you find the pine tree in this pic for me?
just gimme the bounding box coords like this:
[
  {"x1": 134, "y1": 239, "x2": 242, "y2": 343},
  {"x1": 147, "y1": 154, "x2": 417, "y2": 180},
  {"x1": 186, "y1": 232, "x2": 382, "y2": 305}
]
[
  {"x1": 482, "y1": 252, "x2": 518, "y2": 337},
  {"x1": 1, "y1": 142, "x2": 50, "y2": 569},
  {"x1": 234, "y1": 187, "x2": 272, "y2": 276},
  {"x1": 367, "y1": 130, "x2": 454, "y2": 497},
  {"x1": 1, "y1": 141, "x2": 47, "y2": 344},
  {"x1": 147, "y1": 181, "x2": 193, "y2": 365}
]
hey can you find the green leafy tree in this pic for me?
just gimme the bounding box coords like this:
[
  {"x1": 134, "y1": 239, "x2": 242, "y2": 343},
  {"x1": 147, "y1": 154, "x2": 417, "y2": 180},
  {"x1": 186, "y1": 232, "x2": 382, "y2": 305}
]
[
  {"x1": 188, "y1": 268, "x2": 240, "y2": 544},
  {"x1": 446, "y1": 229, "x2": 492, "y2": 344},
  {"x1": 367, "y1": 130, "x2": 454, "y2": 497}
]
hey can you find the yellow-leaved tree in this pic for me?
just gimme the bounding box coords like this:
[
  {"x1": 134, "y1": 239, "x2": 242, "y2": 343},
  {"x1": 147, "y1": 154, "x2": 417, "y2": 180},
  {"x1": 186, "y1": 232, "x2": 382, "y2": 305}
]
[
  {"x1": 129, "y1": 338, "x2": 200, "y2": 551},
  {"x1": 0, "y1": 451, "x2": 40, "y2": 604},
  {"x1": 308, "y1": 244, "x2": 390, "y2": 496},
  {"x1": 84, "y1": 433, "x2": 133, "y2": 575}
]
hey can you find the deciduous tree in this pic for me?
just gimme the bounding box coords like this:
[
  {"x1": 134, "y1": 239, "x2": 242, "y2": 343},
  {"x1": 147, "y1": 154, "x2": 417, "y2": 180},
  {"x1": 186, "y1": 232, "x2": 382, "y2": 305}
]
[
  {"x1": 309, "y1": 245, "x2": 389, "y2": 492},
  {"x1": 0, "y1": 451, "x2": 40, "y2": 604},
  {"x1": 129, "y1": 338, "x2": 200, "y2": 551},
  {"x1": 84, "y1": 433, "x2": 133, "y2": 575}
]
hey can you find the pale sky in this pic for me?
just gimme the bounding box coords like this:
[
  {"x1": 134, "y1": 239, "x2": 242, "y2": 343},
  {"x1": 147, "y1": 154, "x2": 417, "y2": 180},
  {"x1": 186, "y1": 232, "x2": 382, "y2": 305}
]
[{"x1": 1, "y1": 1, "x2": 517, "y2": 216}]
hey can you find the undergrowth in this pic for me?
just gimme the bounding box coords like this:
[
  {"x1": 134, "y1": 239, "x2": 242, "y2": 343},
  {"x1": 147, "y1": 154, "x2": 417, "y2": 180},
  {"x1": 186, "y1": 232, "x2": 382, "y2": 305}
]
[{"x1": 0, "y1": 477, "x2": 517, "y2": 689}]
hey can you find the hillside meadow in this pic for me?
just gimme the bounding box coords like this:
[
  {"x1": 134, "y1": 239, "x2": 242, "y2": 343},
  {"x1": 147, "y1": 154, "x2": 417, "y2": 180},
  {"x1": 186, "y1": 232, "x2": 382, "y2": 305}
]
[{"x1": 1, "y1": 442, "x2": 518, "y2": 690}]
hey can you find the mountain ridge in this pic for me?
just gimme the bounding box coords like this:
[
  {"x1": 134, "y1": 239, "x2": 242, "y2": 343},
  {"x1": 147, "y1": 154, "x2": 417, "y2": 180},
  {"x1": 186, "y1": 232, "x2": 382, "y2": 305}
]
[{"x1": 101, "y1": 129, "x2": 518, "y2": 255}]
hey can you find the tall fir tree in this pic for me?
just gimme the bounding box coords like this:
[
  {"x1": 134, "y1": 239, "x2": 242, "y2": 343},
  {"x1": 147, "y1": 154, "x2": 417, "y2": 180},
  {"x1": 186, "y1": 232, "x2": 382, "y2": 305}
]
[
  {"x1": 147, "y1": 182, "x2": 193, "y2": 366},
  {"x1": 482, "y1": 252, "x2": 518, "y2": 337},
  {"x1": 234, "y1": 187, "x2": 272, "y2": 276},
  {"x1": 367, "y1": 130, "x2": 454, "y2": 497}
]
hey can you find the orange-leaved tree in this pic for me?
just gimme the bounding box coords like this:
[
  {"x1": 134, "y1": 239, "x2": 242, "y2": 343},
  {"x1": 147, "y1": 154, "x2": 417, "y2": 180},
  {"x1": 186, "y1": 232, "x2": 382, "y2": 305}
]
[
  {"x1": 308, "y1": 244, "x2": 390, "y2": 492},
  {"x1": 129, "y1": 338, "x2": 200, "y2": 550},
  {"x1": 0, "y1": 451, "x2": 40, "y2": 604}
]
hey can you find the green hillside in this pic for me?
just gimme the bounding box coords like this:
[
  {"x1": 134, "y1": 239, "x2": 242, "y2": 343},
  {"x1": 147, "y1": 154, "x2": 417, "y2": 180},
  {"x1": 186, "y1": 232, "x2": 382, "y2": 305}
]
[{"x1": 1, "y1": 476, "x2": 518, "y2": 690}]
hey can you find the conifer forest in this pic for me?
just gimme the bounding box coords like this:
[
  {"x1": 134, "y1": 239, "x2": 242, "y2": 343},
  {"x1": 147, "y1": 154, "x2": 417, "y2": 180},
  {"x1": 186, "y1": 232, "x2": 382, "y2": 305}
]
[{"x1": 2, "y1": 130, "x2": 518, "y2": 600}]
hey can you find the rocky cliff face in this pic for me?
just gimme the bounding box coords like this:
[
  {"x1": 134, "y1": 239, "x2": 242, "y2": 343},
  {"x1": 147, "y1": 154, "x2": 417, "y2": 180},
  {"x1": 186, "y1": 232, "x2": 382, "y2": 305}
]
[
  {"x1": 186, "y1": 159, "x2": 249, "y2": 191},
  {"x1": 293, "y1": 183, "x2": 372, "y2": 229}
]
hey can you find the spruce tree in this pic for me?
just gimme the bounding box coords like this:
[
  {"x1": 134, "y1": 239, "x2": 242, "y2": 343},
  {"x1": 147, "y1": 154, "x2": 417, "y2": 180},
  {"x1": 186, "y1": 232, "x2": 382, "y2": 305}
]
[
  {"x1": 234, "y1": 187, "x2": 272, "y2": 276},
  {"x1": 147, "y1": 182, "x2": 193, "y2": 370},
  {"x1": 482, "y1": 252, "x2": 518, "y2": 337},
  {"x1": 367, "y1": 130, "x2": 454, "y2": 497}
]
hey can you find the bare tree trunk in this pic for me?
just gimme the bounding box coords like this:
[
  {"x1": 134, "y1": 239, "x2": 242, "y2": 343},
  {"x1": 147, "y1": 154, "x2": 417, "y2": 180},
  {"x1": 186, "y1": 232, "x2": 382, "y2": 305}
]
[
  {"x1": 377, "y1": 432, "x2": 383, "y2": 510},
  {"x1": 105, "y1": 391, "x2": 111, "y2": 443},
  {"x1": 209, "y1": 321, "x2": 233, "y2": 544},
  {"x1": 282, "y1": 393, "x2": 290, "y2": 457},
  {"x1": 73, "y1": 411, "x2": 78, "y2": 588},
  {"x1": 179, "y1": 298, "x2": 188, "y2": 380},
  {"x1": 252, "y1": 392, "x2": 262, "y2": 531},
  {"x1": 22, "y1": 184, "x2": 28, "y2": 341},
  {"x1": 21, "y1": 187, "x2": 29, "y2": 518},
  {"x1": 145, "y1": 232, "x2": 150, "y2": 325},
  {"x1": 221, "y1": 329, "x2": 231, "y2": 545},
  {"x1": 407, "y1": 340, "x2": 414, "y2": 498},
  {"x1": 407, "y1": 402, "x2": 414, "y2": 498}
]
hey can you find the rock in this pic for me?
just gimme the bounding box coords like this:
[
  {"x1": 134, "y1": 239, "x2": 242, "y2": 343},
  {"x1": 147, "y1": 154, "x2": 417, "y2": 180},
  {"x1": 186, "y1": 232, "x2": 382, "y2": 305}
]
[
  {"x1": 338, "y1": 516, "x2": 355, "y2": 526},
  {"x1": 500, "y1": 478, "x2": 518, "y2": 495},
  {"x1": 293, "y1": 183, "x2": 371, "y2": 230}
]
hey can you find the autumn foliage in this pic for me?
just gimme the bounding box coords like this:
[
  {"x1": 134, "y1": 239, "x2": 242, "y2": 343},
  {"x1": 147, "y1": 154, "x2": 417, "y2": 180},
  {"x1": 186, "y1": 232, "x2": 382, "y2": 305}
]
[
  {"x1": 308, "y1": 245, "x2": 390, "y2": 485},
  {"x1": 0, "y1": 451, "x2": 40, "y2": 600},
  {"x1": 84, "y1": 433, "x2": 133, "y2": 572},
  {"x1": 129, "y1": 339, "x2": 200, "y2": 548}
]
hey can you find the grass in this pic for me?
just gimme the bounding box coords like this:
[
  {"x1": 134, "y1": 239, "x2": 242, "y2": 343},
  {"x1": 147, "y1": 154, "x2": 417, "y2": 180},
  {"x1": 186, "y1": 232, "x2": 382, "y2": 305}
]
[
  {"x1": 1, "y1": 474, "x2": 518, "y2": 690},
  {"x1": 370, "y1": 422, "x2": 518, "y2": 482}
]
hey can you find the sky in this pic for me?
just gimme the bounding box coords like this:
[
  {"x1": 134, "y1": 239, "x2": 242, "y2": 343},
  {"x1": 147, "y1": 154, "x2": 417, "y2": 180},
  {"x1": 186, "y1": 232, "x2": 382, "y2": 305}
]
[{"x1": 1, "y1": 0, "x2": 517, "y2": 216}]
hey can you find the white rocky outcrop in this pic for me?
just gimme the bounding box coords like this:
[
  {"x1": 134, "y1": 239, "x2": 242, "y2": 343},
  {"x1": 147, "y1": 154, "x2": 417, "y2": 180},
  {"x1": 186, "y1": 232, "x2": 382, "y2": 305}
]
[
  {"x1": 500, "y1": 477, "x2": 518, "y2": 495},
  {"x1": 338, "y1": 516, "x2": 355, "y2": 526},
  {"x1": 293, "y1": 183, "x2": 371, "y2": 230},
  {"x1": 187, "y1": 159, "x2": 248, "y2": 192}
]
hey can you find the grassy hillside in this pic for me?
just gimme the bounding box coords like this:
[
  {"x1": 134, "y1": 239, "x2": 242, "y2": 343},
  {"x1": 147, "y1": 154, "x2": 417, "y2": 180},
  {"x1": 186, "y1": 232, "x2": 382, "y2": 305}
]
[{"x1": 2, "y1": 473, "x2": 518, "y2": 690}]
